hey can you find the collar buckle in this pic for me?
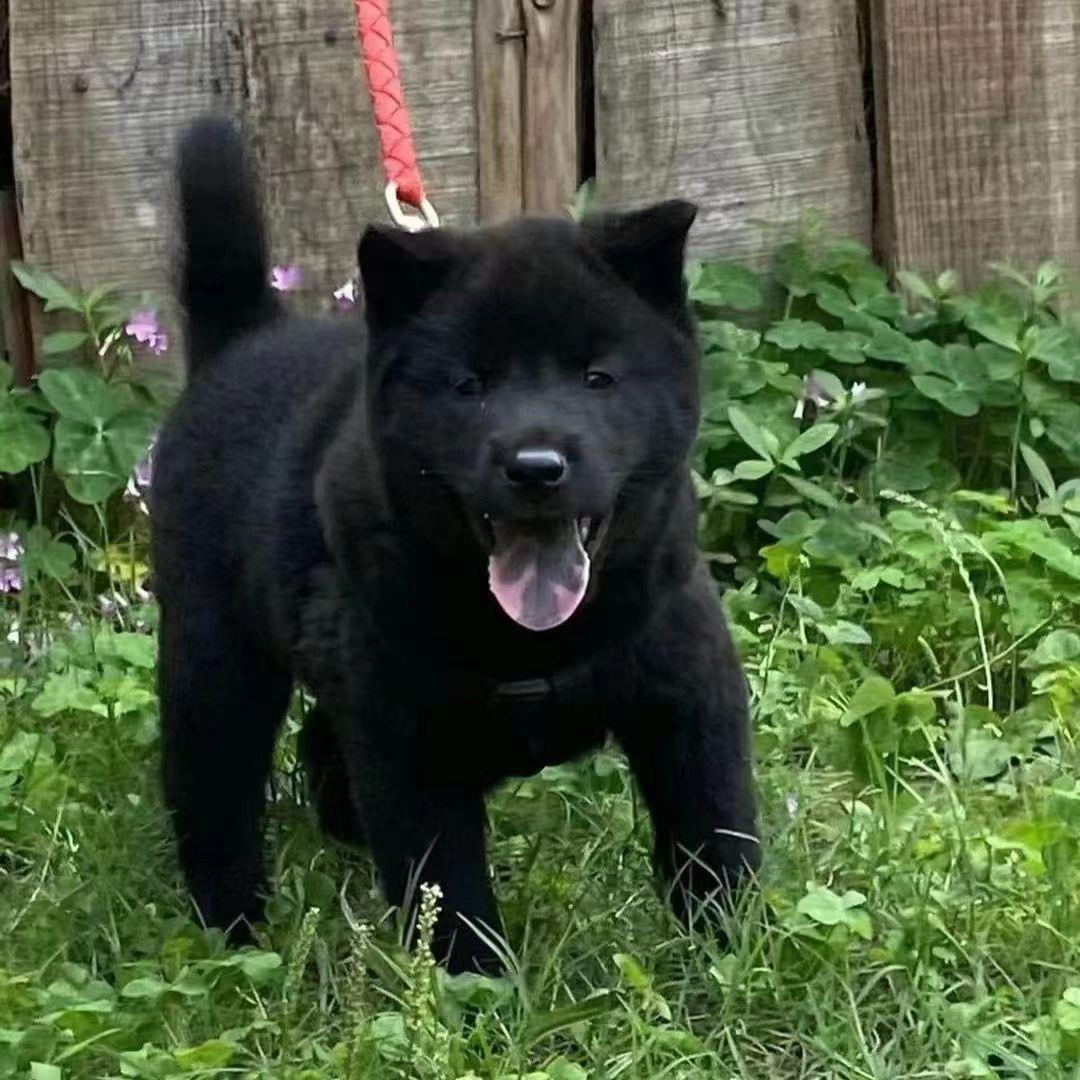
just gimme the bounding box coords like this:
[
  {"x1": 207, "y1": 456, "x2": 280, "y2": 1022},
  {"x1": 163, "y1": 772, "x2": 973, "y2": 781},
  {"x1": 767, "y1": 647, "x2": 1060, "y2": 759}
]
[{"x1": 492, "y1": 676, "x2": 553, "y2": 703}]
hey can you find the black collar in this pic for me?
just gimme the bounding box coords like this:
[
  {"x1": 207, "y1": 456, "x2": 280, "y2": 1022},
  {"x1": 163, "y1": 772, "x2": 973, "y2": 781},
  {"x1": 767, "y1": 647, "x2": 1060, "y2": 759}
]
[
  {"x1": 489, "y1": 664, "x2": 593, "y2": 705},
  {"x1": 493, "y1": 677, "x2": 553, "y2": 703}
]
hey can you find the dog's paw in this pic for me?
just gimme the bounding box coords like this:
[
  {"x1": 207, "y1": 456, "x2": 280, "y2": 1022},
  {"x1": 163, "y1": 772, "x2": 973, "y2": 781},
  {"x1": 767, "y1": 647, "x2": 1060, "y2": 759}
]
[{"x1": 186, "y1": 861, "x2": 266, "y2": 942}]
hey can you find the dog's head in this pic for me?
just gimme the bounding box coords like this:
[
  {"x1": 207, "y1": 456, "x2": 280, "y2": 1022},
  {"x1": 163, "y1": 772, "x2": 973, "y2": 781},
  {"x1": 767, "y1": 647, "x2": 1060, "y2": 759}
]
[{"x1": 359, "y1": 203, "x2": 699, "y2": 632}]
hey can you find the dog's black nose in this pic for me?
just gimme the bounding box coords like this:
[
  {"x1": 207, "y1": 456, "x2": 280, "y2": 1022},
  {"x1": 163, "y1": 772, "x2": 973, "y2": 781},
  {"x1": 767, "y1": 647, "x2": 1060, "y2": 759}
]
[{"x1": 504, "y1": 447, "x2": 567, "y2": 486}]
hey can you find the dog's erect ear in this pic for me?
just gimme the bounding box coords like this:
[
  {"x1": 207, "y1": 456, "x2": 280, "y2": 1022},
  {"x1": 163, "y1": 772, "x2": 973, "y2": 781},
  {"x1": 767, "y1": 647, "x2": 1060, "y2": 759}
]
[
  {"x1": 358, "y1": 225, "x2": 460, "y2": 332},
  {"x1": 583, "y1": 200, "x2": 697, "y2": 319}
]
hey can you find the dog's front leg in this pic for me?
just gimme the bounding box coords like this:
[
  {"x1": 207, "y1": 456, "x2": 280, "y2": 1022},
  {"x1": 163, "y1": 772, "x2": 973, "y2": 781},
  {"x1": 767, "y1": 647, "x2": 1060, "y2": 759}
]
[
  {"x1": 345, "y1": 723, "x2": 503, "y2": 973},
  {"x1": 616, "y1": 692, "x2": 760, "y2": 931},
  {"x1": 607, "y1": 578, "x2": 761, "y2": 933}
]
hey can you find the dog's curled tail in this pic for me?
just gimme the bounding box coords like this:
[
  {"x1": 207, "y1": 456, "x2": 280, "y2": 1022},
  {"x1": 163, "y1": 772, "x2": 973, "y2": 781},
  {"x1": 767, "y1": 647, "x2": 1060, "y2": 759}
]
[{"x1": 176, "y1": 115, "x2": 278, "y2": 370}]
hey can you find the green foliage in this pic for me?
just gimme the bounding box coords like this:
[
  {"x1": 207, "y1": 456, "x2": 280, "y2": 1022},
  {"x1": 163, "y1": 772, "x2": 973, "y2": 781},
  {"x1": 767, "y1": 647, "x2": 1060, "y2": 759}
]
[
  {"x1": 0, "y1": 361, "x2": 50, "y2": 474},
  {"x1": 3, "y1": 263, "x2": 174, "y2": 511},
  {"x1": 2, "y1": 231, "x2": 1079, "y2": 1076},
  {"x1": 1, "y1": 265, "x2": 173, "y2": 618},
  {"x1": 38, "y1": 368, "x2": 158, "y2": 505}
]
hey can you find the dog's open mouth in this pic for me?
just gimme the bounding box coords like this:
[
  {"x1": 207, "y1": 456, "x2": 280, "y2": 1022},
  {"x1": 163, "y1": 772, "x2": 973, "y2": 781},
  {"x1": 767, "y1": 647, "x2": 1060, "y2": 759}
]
[{"x1": 485, "y1": 516, "x2": 607, "y2": 632}]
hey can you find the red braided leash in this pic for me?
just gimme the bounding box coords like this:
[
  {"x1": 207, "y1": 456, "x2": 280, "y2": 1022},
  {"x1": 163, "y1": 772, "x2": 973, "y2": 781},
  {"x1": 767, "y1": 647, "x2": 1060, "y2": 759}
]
[{"x1": 354, "y1": 0, "x2": 438, "y2": 229}]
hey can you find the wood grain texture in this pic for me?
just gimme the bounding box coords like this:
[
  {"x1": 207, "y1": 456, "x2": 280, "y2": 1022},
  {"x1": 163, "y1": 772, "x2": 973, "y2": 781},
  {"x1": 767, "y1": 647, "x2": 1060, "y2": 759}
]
[
  {"x1": 239, "y1": 1, "x2": 383, "y2": 304},
  {"x1": 12, "y1": 0, "x2": 238, "y2": 317},
  {"x1": 394, "y1": 1, "x2": 479, "y2": 226},
  {"x1": 872, "y1": 0, "x2": 1080, "y2": 283},
  {"x1": 10, "y1": 0, "x2": 478, "y2": 351},
  {"x1": 593, "y1": 0, "x2": 871, "y2": 261},
  {"x1": 523, "y1": 0, "x2": 581, "y2": 214},
  {"x1": 475, "y1": 0, "x2": 525, "y2": 222}
]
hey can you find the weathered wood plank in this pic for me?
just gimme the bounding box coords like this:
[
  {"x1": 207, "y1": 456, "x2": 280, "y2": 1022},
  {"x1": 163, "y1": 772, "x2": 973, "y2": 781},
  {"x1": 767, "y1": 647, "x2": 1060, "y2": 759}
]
[
  {"x1": 523, "y1": 0, "x2": 582, "y2": 214},
  {"x1": 593, "y1": 0, "x2": 871, "y2": 262},
  {"x1": 872, "y1": 0, "x2": 1080, "y2": 283},
  {"x1": 11, "y1": 0, "x2": 478, "y2": 347},
  {"x1": 394, "y1": 2, "x2": 480, "y2": 226},
  {"x1": 11, "y1": 0, "x2": 379, "y2": 319},
  {"x1": 238, "y1": 1, "x2": 382, "y2": 298},
  {"x1": 12, "y1": 0, "x2": 240, "y2": 318},
  {"x1": 475, "y1": 0, "x2": 525, "y2": 223}
]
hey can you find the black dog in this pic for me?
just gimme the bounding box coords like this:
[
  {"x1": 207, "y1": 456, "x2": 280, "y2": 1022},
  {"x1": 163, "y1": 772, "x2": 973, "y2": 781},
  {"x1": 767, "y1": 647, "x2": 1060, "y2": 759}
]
[{"x1": 152, "y1": 116, "x2": 759, "y2": 972}]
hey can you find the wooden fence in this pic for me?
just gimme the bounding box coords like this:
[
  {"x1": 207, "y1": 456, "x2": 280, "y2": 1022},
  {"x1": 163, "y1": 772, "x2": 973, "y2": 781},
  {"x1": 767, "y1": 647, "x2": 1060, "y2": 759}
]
[{"x1": 5, "y1": 0, "x2": 1080, "y2": 368}]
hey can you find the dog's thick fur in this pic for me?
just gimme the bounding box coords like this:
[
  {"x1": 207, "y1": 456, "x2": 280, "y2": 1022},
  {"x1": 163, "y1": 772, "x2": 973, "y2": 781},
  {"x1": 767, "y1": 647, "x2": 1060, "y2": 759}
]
[{"x1": 153, "y1": 116, "x2": 759, "y2": 972}]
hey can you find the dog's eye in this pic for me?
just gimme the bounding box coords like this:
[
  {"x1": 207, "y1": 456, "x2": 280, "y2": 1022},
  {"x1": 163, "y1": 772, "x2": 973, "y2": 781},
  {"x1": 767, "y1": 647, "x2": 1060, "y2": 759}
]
[
  {"x1": 453, "y1": 374, "x2": 487, "y2": 397},
  {"x1": 584, "y1": 369, "x2": 616, "y2": 390}
]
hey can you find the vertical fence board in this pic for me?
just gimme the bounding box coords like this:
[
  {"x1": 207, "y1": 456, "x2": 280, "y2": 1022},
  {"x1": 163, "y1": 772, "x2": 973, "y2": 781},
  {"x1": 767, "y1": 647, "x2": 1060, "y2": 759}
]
[
  {"x1": 15, "y1": 0, "x2": 1080, "y2": 314},
  {"x1": 395, "y1": 3, "x2": 480, "y2": 226},
  {"x1": 522, "y1": 0, "x2": 581, "y2": 214},
  {"x1": 475, "y1": 0, "x2": 525, "y2": 223},
  {"x1": 11, "y1": 0, "x2": 244, "y2": 313},
  {"x1": 872, "y1": 0, "x2": 1080, "y2": 283},
  {"x1": 593, "y1": 0, "x2": 871, "y2": 262},
  {"x1": 239, "y1": 1, "x2": 383, "y2": 302},
  {"x1": 10, "y1": 0, "x2": 479, "y2": 346}
]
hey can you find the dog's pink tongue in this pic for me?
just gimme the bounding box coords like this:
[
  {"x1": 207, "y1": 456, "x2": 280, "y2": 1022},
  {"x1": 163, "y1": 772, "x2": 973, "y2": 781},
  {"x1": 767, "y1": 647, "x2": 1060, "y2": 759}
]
[{"x1": 488, "y1": 520, "x2": 590, "y2": 632}]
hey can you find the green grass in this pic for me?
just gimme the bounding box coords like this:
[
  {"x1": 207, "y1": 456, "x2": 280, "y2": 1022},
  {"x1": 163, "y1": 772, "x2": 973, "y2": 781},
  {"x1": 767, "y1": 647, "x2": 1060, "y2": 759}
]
[
  {"x1": 1, "y1": 591, "x2": 1078, "y2": 1079},
  {"x1": 4, "y1": 230, "x2": 1080, "y2": 1076}
]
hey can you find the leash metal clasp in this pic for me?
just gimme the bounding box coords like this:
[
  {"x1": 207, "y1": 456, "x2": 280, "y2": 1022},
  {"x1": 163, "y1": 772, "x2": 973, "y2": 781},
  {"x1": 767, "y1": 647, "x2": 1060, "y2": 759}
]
[{"x1": 385, "y1": 181, "x2": 440, "y2": 232}]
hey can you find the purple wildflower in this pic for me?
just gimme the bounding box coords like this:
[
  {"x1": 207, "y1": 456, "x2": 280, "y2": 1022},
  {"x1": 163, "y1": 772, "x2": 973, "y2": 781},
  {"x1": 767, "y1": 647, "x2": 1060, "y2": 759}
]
[
  {"x1": 133, "y1": 457, "x2": 152, "y2": 490},
  {"x1": 124, "y1": 438, "x2": 156, "y2": 515},
  {"x1": 334, "y1": 279, "x2": 358, "y2": 310},
  {"x1": 125, "y1": 309, "x2": 169, "y2": 355},
  {"x1": 126, "y1": 310, "x2": 159, "y2": 343},
  {"x1": 271, "y1": 265, "x2": 303, "y2": 292},
  {"x1": 0, "y1": 532, "x2": 22, "y2": 594},
  {"x1": 0, "y1": 564, "x2": 21, "y2": 594}
]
